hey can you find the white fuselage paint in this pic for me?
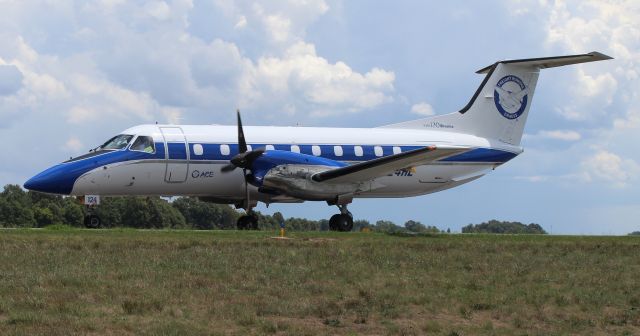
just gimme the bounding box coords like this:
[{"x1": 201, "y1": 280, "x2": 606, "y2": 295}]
[{"x1": 70, "y1": 124, "x2": 522, "y2": 204}]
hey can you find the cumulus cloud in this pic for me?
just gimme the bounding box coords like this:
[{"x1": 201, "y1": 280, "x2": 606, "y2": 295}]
[
  {"x1": 241, "y1": 42, "x2": 394, "y2": 115},
  {"x1": 410, "y1": 102, "x2": 435, "y2": 116},
  {"x1": 214, "y1": 0, "x2": 329, "y2": 46},
  {"x1": 504, "y1": 0, "x2": 640, "y2": 190},
  {"x1": 581, "y1": 150, "x2": 639, "y2": 188},
  {"x1": 509, "y1": 0, "x2": 637, "y2": 124}
]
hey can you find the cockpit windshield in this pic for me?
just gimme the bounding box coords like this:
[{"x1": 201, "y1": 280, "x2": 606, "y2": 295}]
[{"x1": 100, "y1": 134, "x2": 134, "y2": 150}]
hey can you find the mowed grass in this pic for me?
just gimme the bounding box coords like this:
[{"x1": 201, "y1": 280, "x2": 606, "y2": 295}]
[{"x1": 0, "y1": 229, "x2": 639, "y2": 335}]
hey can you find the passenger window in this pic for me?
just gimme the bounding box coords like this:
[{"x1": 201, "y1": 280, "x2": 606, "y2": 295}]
[
  {"x1": 291, "y1": 145, "x2": 300, "y2": 153},
  {"x1": 312, "y1": 145, "x2": 321, "y2": 156},
  {"x1": 193, "y1": 144, "x2": 204, "y2": 156},
  {"x1": 266, "y1": 145, "x2": 275, "y2": 151},
  {"x1": 334, "y1": 146, "x2": 343, "y2": 156},
  {"x1": 374, "y1": 146, "x2": 383, "y2": 157},
  {"x1": 130, "y1": 136, "x2": 155, "y2": 153},
  {"x1": 220, "y1": 144, "x2": 230, "y2": 155},
  {"x1": 393, "y1": 146, "x2": 401, "y2": 155},
  {"x1": 354, "y1": 146, "x2": 363, "y2": 157}
]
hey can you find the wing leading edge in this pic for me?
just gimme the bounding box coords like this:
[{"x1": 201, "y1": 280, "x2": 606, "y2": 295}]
[{"x1": 311, "y1": 146, "x2": 469, "y2": 183}]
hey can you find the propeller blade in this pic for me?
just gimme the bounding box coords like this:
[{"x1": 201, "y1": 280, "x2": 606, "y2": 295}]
[
  {"x1": 244, "y1": 148, "x2": 265, "y2": 163},
  {"x1": 220, "y1": 163, "x2": 237, "y2": 173},
  {"x1": 237, "y1": 109, "x2": 247, "y2": 154}
]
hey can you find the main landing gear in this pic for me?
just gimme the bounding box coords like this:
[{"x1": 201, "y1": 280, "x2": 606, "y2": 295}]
[
  {"x1": 236, "y1": 211, "x2": 258, "y2": 230},
  {"x1": 329, "y1": 204, "x2": 353, "y2": 232}
]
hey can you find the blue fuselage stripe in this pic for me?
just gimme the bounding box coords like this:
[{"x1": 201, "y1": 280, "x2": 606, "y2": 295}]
[{"x1": 177, "y1": 143, "x2": 517, "y2": 163}]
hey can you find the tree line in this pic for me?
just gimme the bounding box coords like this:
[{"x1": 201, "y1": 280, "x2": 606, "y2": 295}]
[
  {"x1": 0, "y1": 184, "x2": 556, "y2": 234},
  {"x1": 462, "y1": 220, "x2": 547, "y2": 234},
  {"x1": 0, "y1": 184, "x2": 442, "y2": 232}
]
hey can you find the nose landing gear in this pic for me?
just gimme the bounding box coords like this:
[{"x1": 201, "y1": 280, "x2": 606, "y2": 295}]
[
  {"x1": 84, "y1": 214, "x2": 101, "y2": 229},
  {"x1": 329, "y1": 204, "x2": 353, "y2": 232}
]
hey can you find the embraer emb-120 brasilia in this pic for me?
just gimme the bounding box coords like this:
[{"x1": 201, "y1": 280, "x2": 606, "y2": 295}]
[{"x1": 24, "y1": 52, "x2": 612, "y2": 230}]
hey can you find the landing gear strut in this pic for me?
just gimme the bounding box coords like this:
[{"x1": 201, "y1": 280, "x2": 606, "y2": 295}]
[{"x1": 329, "y1": 204, "x2": 353, "y2": 232}]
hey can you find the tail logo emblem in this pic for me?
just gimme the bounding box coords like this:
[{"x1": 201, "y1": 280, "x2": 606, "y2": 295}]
[{"x1": 494, "y1": 75, "x2": 528, "y2": 119}]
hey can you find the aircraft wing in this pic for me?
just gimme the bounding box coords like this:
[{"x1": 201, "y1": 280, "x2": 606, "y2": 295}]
[{"x1": 311, "y1": 146, "x2": 469, "y2": 183}]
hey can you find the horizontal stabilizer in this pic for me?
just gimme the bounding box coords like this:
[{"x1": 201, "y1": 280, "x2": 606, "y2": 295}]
[
  {"x1": 311, "y1": 146, "x2": 468, "y2": 183},
  {"x1": 475, "y1": 51, "x2": 612, "y2": 74}
]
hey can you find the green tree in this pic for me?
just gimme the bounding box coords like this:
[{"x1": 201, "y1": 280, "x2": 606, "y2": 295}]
[
  {"x1": 62, "y1": 197, "x2": 85, "y2": 226},
  {"x1": 462, "y1": 220, "x2": 547, "y2": 234},
  {"x1": 374, "y1": 220, "x2": 402, "y2": 233},
  {"x1": 173, "y1": 197, "x2": 239, "y2": 229},
  {"x1": 0, "y1": 185, "x2": 36, "y2": 227},
  {"x1": 404, "y1": 220, "x2": 427, "y2": 233},
  {"x1": 353, "y1": 219, "x2": 371, "y2": 231}
]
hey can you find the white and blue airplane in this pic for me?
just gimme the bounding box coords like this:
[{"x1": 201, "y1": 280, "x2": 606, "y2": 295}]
[{"x1": 24, "y1": 52, "x2": 612, "y2": 230}]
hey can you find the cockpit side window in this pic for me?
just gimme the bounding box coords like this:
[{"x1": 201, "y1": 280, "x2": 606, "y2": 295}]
[
  {"x1": 130, "y1": 136, "x2": 155, "y2": 154},
  {"x1": 100, "y1": 134, "x2": 134, "y2": 150}
]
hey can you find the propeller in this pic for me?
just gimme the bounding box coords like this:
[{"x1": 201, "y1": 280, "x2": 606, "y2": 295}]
[
  {"x1": 220, "y1": 110, "x2": 265, "y2": 173},
  {"x1": 220, "y1": 110, "x2": 265, "y2": 210}
]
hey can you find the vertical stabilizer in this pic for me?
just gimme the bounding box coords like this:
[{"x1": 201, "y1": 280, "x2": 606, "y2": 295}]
[{"x1": 381, "y1": 52, "x2": 612, "y2": 145}]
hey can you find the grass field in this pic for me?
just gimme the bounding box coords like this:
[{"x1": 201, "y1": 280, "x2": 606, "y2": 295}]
[{"x1": 0, "y1": 228, "x2": 639, "y2": 335}]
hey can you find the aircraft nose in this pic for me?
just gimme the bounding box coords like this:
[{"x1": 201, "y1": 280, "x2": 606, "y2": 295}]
[
  {"x1": 24, "y1": 165, "x2": 76, "y2": 195},
  {"x1": 24, "y1": 171, "x2": 60, "y2": 194}
]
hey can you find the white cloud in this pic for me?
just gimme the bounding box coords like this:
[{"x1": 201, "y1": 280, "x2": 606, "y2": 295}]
[
  {"x1": 263, "y1": 13, "x2": 292, "y2": 43},
  {"x1": 535, "y1": 130, "x2": 582, "y2": 141},
  {"x1": 514, "y1": 175, "x2": 549, "y2": 182},
  {"x1": 64, "y1": 137, "x2": 84, "y2": 152},
  {"x1": 217, "y1": 0, "x2": 329, "y2": 46},
  {"x1": 67, "y1": 106, "x2": 95, "y2": 124},
  {"x1": 161, "y1": 106, "x2": 183, "y2": 125},
  {"x1": 240, "y1": 42, "x2": 395, "y2": 115},
  {"x1": 581, "y1": 150, "x2": 639, "y2": 188},
  {"x1": 145, "y1": 1, "x2": 171, "y2": 21},
  {"x1": 504, "y1": 0, "x2": 640, "y2": 192},
  {"x1": 410, "y1": 102, "x2": 434, "y2": 116},
  {"x1": 234, "y1": 15, "x2": 248, "y2": 29}
]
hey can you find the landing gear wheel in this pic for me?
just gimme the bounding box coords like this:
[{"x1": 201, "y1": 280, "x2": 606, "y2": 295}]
[
  {"x1": 329, "y1": 214, "x2": 353, "y2": 232},
  {"x1": 237, "y1": 214, "x2": 259, "y2": 230},
  {"x1": 84, "y1": 214, "x2": 101, "y2": 229},
  {"x1": 329, "y1": 214, "x2": 341, "y2": 231}
]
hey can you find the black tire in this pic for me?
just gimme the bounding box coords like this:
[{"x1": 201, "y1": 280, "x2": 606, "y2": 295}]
[
  {"x1": 329, "y1": 214, "x2": 341, "y2": 231},
  {"x1": 237, "y1": 216, "x2": 248, "y2": 230},
  {"x1": 337, "y1": 214, "x2": 353, "y2": 232},
  {"x1": 84, "y1": 215, "x2": 101, "y2": 229},
  {"x1": 248, "y1": 214, "x2": 259, "y2": 230}
]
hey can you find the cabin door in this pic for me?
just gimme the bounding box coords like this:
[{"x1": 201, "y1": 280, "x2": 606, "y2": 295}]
[{"x1": 160, "y1": 127, "x2": 189, "y2": 183}]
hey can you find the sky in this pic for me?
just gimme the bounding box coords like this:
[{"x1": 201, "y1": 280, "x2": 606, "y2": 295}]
[{"x1": 0, "y1": 0, "x2": 638, "y2": 234}]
